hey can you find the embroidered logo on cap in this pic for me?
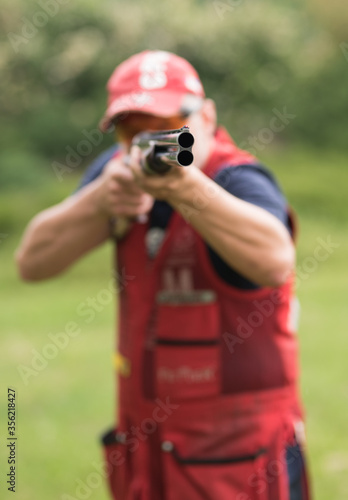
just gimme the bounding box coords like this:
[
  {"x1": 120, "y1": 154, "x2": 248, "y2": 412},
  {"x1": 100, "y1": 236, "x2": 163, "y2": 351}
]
[
  {"x1": 139, "y1": 51, "x2": 171, "y2": 90},
  {"x1": 131, "y1": 92, "x2": 154, "y2": 107},
  {"x1": 107, "y1": 91, "x2": 154, "y2": 117}
]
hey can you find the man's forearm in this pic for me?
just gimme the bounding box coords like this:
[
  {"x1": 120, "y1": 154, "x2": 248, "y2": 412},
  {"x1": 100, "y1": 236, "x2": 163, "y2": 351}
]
[
  {"x1": 15, "y1": 180, "x2": 110, "y2": 281},
  {"x1": 167, "y1": 167, "x2": 295, "y2": 287}
]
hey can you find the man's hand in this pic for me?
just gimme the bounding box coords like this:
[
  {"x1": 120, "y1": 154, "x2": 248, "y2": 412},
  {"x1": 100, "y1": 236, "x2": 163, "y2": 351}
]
[
  {"x1": 95, "y1": 153, "x2": 154, "y2": 217},
  {"x1": 128, "y1": 145, "x2": 191, "y2": 201}
]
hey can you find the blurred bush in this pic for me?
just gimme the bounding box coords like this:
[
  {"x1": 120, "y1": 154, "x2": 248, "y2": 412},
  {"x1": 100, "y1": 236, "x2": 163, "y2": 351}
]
[
  {"x1": 307, "y1": 0, "x2": 348, "y2": 41},
  {"x1": 0, "y1": 0, "x2": 347, "y2": 190}
]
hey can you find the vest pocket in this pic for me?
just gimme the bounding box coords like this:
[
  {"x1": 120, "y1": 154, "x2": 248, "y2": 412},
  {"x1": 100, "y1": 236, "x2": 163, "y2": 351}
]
[
  {"x1": 161, "y1": 441, "x2": 270, "y2": 500},
  {"x1": 155, "y1": 343, "x2": 220, "y2": 400},
  {"x1": 153, "y1": 292, "x2": 221, "y2": 401},
  {"x1": 101, "y1": 428, "x2": 130, "y2": 500},
  {"x1": 156, "y1": 290, "x2": 219, "y2": 342}
]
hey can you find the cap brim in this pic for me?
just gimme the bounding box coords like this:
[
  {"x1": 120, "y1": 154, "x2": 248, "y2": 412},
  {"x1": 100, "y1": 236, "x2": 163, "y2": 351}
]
[{"x1": 99, "y1": 90, "x2": 189, "y2": 132}]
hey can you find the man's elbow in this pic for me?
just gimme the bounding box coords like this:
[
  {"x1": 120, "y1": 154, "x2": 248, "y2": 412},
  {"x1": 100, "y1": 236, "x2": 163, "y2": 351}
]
[
  {"x1": 15, "y1": 250, "x2": 50, "y2": 282},
  {"x1": 15, "y1": 250, "x2": 36, "y2": 282},
  {"x1": 266, "y1": 245, "x2": 295, "y2": 288}
]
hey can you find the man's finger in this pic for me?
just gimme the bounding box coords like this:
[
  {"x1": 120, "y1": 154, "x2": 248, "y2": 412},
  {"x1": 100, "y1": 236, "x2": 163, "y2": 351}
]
[{"x1": 128, "y1": 145, "x2": 144, "y2": 179}]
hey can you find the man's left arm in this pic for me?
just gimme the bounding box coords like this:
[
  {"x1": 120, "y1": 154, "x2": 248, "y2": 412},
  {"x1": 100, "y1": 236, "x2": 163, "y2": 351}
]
[{"x1": 129, "y1": 155, "x2": 294, "y2": 288}]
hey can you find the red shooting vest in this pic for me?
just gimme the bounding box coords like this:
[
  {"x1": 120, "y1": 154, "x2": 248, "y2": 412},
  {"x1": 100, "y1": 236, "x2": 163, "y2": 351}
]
[{"x1": 102, "y1": 127, "x2": 304, "y2": 500}]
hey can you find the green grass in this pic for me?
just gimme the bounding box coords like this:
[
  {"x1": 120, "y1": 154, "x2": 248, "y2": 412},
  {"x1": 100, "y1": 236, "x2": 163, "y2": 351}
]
[
  {"x1": 261, "y1": 146, "x2": 348, "y2": 500},
  {"x1": 1, "y1": 145, "x2": 348, "y2": 499}
]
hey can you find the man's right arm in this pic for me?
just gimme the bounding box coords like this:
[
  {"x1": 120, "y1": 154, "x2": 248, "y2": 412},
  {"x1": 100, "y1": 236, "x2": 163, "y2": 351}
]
[
  {"x1": 15, "y1": 156, "x2": 154, "y2": 281},
  {"x1": 15, "y1": 177, "x2": 111, "y2": 281}
]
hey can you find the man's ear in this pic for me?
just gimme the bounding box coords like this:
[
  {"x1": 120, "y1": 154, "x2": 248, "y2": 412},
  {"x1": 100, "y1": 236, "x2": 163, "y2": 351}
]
[{"x1": 201, "y1": 98, "x2": 217, "y2": 136}]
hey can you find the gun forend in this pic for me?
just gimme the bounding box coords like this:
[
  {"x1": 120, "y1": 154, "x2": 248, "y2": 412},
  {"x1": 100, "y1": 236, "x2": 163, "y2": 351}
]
[{"x1": 132, "y1": 126, "x2": 194, "y2": 175}]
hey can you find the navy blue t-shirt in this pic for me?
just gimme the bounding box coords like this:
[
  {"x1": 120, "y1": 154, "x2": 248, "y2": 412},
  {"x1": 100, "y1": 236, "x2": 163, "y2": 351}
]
[{"x1": 76, "y1": 144, "x2": 291, "y2": 289}]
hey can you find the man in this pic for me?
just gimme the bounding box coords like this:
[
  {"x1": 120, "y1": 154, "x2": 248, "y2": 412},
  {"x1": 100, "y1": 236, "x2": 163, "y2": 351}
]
[{"x1": 16, "y1": 50, "x2": 310, "y2": 499}]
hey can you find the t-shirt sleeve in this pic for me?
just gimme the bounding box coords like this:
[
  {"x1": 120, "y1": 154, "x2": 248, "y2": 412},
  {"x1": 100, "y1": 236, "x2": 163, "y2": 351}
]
[
  {"x1": 213, "y1": 164, "x2": 291, "y2": 230},
  {"x1": 75, "y1": 144, "x2": 119, "y2": 192},
  {"x1": 207, "y1": 164, "x2": 291, "y2": 289}
]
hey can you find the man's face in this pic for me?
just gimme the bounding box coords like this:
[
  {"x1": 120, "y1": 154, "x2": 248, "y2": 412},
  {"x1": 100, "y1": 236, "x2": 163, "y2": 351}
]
[{"x1": 113, "y1": 100, "x2": 216, "y2": 169}]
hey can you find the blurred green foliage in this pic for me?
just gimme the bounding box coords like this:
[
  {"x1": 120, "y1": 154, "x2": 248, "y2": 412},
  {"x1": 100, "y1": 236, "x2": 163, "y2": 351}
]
[{"x1": 0, "y1": 0, "x2": 347, "y2": 189}]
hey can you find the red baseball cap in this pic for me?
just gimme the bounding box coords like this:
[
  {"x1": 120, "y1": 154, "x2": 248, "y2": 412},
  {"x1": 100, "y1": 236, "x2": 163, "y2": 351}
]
[{"x1": 99, "y1": 50, "x2": 205, "y2": 132}]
